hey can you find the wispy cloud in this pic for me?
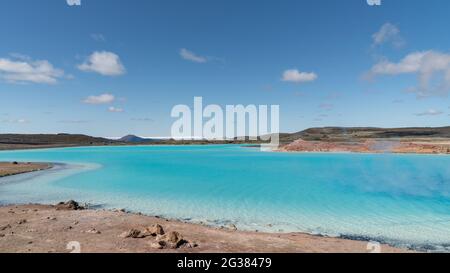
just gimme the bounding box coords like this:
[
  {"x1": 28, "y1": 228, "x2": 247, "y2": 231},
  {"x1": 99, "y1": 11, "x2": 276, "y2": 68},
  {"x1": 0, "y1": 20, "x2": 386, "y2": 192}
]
[
  {"x1": 91, "y1": 33, "x2": 106, "y2": 42},
  {"x1": 0, "y1": 56, "x2": 65, "y2": 84},
  {"x1": 368, "y1": 51, "x2": 450, "y2": 97},
  {"x1": 282, "y1": 69, "x2": 318, "y2": 83},
  {"x1": 66, "y1": 0, "x2": 81, "y2": 6},
  {"x1": 8, "y1": 53, "x2": 31, "y2": 61},
  {"x1": 372, "y1": 23, "x2": 404, "y2": 48},
  {"x1": 58, "y1": 120, "x2": 90, "y2": 124},
  {"x1": 78, "y1": 51, "x2": 125, "y2": 76},
  {"x1": 2, "y1": 118, "x2": 29, "y2": 124},
  {"x1": 83, "y1": 93, "x2": 115, "y2": 104},
  {"x1": 415, "y1": 109, "x2": 443, "y2": 116},
  {"x1": 131, "y1": 118, "x2": 154, "y2": 122},
  {"x1": 108, "y1": 106, "x2": 124, "y2": 113},
  {"x1": 179, "y1": 48, "x2": 208, "y2": 63}
]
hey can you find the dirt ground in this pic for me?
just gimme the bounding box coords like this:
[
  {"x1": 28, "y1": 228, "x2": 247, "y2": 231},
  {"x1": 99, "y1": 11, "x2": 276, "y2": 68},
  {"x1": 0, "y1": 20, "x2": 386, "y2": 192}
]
[{"x1": 0, "y1": 162, "x2": 52, "y2": 177}]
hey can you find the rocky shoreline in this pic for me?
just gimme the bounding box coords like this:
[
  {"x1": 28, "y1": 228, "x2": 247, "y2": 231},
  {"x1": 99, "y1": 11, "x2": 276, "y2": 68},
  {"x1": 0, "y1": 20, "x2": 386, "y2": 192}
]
[{"x1": 0, "y1": 201, "x2": 412, "y2": 253}]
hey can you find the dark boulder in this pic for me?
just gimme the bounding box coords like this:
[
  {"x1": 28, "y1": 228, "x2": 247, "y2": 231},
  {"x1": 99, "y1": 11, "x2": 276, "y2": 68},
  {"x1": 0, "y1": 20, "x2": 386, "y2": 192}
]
[{"x1": 56, "y1": 200, "x2": 84, "y2": 210}]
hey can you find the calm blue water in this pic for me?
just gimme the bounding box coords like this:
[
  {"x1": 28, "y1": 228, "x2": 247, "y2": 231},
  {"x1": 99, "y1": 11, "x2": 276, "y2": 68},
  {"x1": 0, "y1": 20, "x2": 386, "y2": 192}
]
[{"x1": 1, "y1": 145, "x2": 450, "y2": 251}]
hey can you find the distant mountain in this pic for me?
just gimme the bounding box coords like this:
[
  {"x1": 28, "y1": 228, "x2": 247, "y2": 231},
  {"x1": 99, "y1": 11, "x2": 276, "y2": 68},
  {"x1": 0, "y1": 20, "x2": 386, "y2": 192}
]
[
  {"x1": 0, "y1": 133, "x2": 117, "y2": 145},
  {"x1": 118, "y1": 135, "x2": 146, "y2": 143},
  {"x1": 118, "y1": 135, "x2": 160, "y2": 143}
]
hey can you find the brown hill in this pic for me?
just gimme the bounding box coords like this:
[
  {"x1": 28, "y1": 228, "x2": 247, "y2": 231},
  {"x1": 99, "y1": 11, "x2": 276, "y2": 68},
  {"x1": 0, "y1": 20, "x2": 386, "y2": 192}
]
[
  {"x1": 0, "y1": 134, "x2": 117, "y2": 150},
  {"x1": 282, "y1": 126, "x2": 450, "y2": 143}
]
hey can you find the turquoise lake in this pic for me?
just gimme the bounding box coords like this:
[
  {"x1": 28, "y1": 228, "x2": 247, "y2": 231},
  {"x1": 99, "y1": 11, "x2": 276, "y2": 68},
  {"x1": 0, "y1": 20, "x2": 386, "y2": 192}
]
[{"x1": 1, "y1": 145, "x2": 450, "y2": 251}]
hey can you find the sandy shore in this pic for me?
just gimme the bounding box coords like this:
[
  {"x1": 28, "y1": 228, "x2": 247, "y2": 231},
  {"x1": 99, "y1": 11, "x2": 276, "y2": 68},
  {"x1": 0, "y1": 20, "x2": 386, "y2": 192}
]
[
  {"x1": 0, "y1": 203, "x2": 412, "y2": 253},
  {"x1": 0, "y1": 162, "x2": 53, "y2": 177}
]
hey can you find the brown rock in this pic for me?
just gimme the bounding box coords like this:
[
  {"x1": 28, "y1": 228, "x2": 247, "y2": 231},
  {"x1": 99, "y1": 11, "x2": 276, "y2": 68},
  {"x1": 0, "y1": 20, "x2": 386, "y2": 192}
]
[
  {"x1": 148, "y1": 241, "x2": 164, "y2": 249},
  {"x1": 0, "y1": 224, "x2": 11, "y2": 231},
  {"x1": 86, "y1": 228, "x2": 101, "y2": 234},
  {"x1": 158, "y1": 231, "x2": 186, "y2": 249},
  {"x1": 228, "y1": 224, "x2": 238, "y2": 231},
  {"x1": 56, "y1": 200, "x2": 84, "y2": 211},
  {"x1": 17, "y1": 219, "x2": 27, "y2": 225},
  {"x1": 142, "y1": 224, "x2": 165, "y2": 237},
  {"x1": 164, "y1": 231, "x2": 183, "y2": 243},
  {"x1": 119, "y1": 229, "x2": 144, "y2": 238}
]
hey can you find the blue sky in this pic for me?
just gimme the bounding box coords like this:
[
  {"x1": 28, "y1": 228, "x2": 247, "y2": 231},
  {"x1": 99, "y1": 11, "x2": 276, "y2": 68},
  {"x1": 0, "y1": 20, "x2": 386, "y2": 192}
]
[{"x1": 1, "y1": 0, "x2": 450, "y2": 137}]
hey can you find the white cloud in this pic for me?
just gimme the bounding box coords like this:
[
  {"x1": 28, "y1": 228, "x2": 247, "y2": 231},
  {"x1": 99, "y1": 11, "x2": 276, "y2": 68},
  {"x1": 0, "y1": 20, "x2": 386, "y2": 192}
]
[
  {"x1": 282, "y1": 69, "x2": 318, "y2": 83},
  {"x1": 179, "y1": 48, "x2": 207, "y2": 63},
  {"x1": 108, "y1": 106, "x2": 124, "y2": 113},
  {"x1": 0, "y1": 57, "x2": 65, "y2": 84},
  {"x1": 369, "y1": 51, "x2": 450, "y2": 97},
  {"x1": 58, "y1": 120, "x2": 89, "y2": 124},
  {"x1": 2, "y1": 118, "x2": 29, "y2": 124},
  {"x1": 83, "y1": 93, "x2": 115, "y2": 104},
  {"x1": 372, "y1": 23, "x2": 404, "y2": 48},
  {"x1": 66, "y1": 0, "x2": 81, "y2": 6},
  {"x1": 415, "y1": 109, "x2": 443, "y2": 116},
  {"x1": 91, "y1": 33, "x2": 106, "y2": 42},
  {"x1": 9, "y1": 53, "x2": 31, "y2": 61},
  {"x1": 78, "y1": 51, "x2": 125, "y2": 76}
]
